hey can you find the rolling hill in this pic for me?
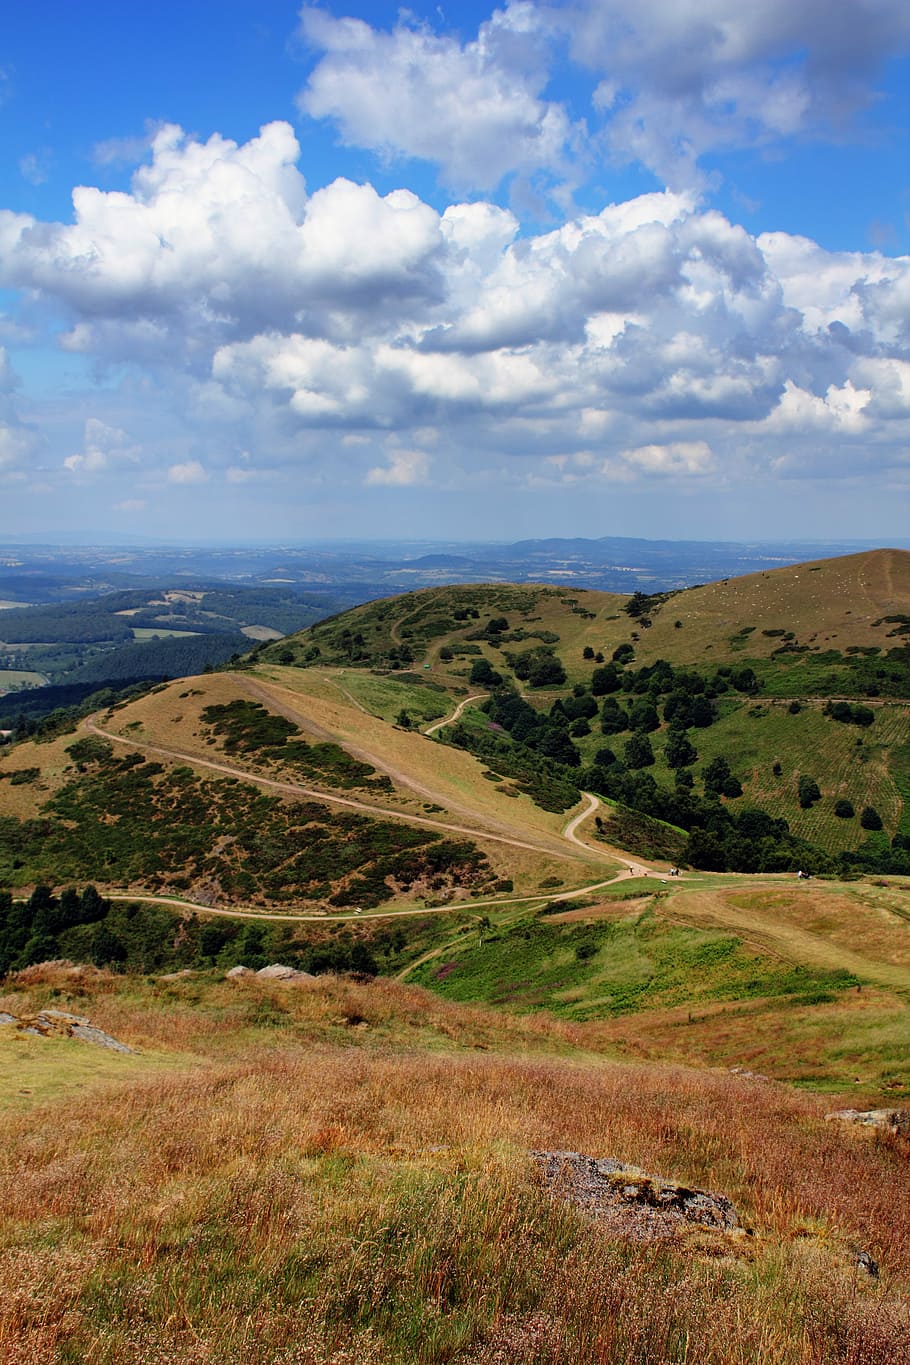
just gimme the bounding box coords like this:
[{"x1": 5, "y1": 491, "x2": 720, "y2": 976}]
[{"x1": 2, "y1": 551, "x2": 910, "y2": 1361}]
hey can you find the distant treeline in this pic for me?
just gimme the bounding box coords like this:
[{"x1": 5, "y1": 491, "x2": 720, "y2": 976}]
[
  {"x1": 63, "y1": 633, "x2": 249, "y2": 686},
  {"x1": 0, "y1": 680, "x2": 159, "y2": 731},
  {"x1": 0, "y1": 602, "x2": 134, "y2": 644},
  {"x1": 0, "y1": 885, "x2": 390, "y2": 977}
]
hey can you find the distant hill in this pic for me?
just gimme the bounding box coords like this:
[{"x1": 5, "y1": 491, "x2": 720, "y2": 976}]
[{"x1": 258, "y1": 549, "x2": 910, "y2": 865}]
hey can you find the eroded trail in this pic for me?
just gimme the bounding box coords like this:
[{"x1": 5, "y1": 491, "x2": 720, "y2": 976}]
[
  {"x1": 424, "y1": 692, "x2": 487, "y2": 736},
  {"x1": 235, "y1": 676, "x2": 582, "y2": 859},
  {"x1": 562, "y1": 791, "x2": 656, "y2": 876},
  {"x1": 84, "y1": 710, "x2": 586, "y2": 863}
]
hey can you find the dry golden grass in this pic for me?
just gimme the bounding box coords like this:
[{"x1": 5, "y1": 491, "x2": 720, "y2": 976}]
[
  {"x1": 662, "y1": 882, "x2": 910, "y2": 993},
  {"x1": 0, "y1": 967, "x2": 908, "y2": 1364},
  {"x1": 597, "y1": 548, "x2": 910, "y2": 670},
  {"x1": 0, "y1": 730, "x2": 86, "y2": 820}
]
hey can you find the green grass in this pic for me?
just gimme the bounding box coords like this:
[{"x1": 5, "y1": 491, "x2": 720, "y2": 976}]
[
  {"x1": 0, "y1": 1026, "x2": 175, "y2": 1112},
  {"x1": 408, "y1": 908, "x2": 859, "y2": 1021},
  {"x1": 321, "y1": 670, "x2": 449, "y2": 724},
  {"x1": 0, "y1": 670, "x2": 48, "y2": 693},
  {"x1": 647, "y1": 700, "x2": 908, "y2": 851},
  {"x1": 131, "y1": 626, "x2": 201, "y2": 640}
]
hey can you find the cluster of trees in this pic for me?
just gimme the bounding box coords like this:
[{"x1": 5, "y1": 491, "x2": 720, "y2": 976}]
[
  {"x1": 0, "y1": 885, "x2": 391, "y2": 977},
  {"x1": 503, "y1": 647, "x2": 567, "y2": 688},
  {"x1": 450, "y1": 645, "x2": 910, "y2": 873},
  {"x1": 824, "y1": 700, "x2": 875, "y2": 727},
  {"x1": 0, "y1": 680, "x2": 153, "y2": 732}
]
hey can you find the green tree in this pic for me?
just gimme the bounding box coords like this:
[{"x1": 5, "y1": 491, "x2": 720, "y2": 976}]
[
  {"x1": 623, "y1": 733, "x2": 655, "y2": 769},
  {"x1": 665, "y1": 729, "x2": 697, "y2": 770}
]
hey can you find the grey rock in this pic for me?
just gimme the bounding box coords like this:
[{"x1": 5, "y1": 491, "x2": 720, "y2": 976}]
[
  {"x1": 825, "y1": 1109, "x2": 910, "y2": 1137},
  {"x1": 533, "y1": 1150, "x2": 740, "y2": 1241},
  {"x1": 0, "y1": 1012, "x2": 16, "y2": 1026},
  {"x1": 70, "y1": 1023, "x2": 134, "y2": 1054},
  {"x1": 255, "y1": 963, "x2": 315, "y2": 982},
  {"x1": 226, "y1": 965, "x2": 255, "y2": 978}
]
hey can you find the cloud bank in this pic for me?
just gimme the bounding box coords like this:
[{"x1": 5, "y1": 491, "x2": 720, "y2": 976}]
[{"x1": 0, "y1": 1, "x2": 907, "y2": 535}]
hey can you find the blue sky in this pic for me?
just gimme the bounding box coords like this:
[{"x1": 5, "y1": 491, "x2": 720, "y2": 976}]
[{"x1": 1, "y1": 1, "x2": 908, "y2": 544}]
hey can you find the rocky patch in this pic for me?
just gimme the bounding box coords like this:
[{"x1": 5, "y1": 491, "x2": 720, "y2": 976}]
[
  {"x1": 0, "y1": 1008, "x2": 134, "y2": 1053},
  {"x1": 226, "y1": 963, "x2": 316, "y2": 983},
  {"x1": 533, "y1": 1150, "x2": 741, "y2": 1242},
  {"x1": 825, "y1": 1108, "x2": 910, "y2": 1136}
]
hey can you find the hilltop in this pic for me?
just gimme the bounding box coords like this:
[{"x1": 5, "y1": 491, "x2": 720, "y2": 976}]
[
  {"x1": 261, "y1": 547, "x2": 910, "y2": 675},
  {"x1": 2, "y1": 551, "x2": 910, "y2": 1361}
]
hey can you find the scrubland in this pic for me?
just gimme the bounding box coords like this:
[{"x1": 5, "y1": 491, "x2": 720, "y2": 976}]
[{"x1": 1, "y1": 967, "x2": 908, "y2": 1364}]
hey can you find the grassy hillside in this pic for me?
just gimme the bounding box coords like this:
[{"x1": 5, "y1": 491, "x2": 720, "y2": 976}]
[
  {"x1": 262, "y1": 548, "x2": 910, "y2": 679},
  {"x1": 2, "y1": 556, "x2": 910, "y2": 1361},
  {"x1": 257, "y1": 550, "x2": 910, "y2": 867},
  {"x1": 1, "y1": 964, "x2": 908, "y2": 1364}
]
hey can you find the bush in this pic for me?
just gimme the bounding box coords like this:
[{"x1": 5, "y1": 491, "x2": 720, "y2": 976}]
[
  {"x1": 470, "y1": 658, "x2": 503, "y2": 687},
  {"x1": 834, "y1": 799, "x2": 855, "y2": 819},
  {"x1": 860, "y1": 806, "x2": 883, "y2": 830},
  {"x1": 798, "y1": 775, "x2": 821, "y2": 809},
  {"x1": 623, "y1": 733, "x2": 654, "y2": 769}
]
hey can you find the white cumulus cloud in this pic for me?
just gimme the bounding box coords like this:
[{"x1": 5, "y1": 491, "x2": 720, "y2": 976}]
[
  {"x1": 298, "y1": 4, "x2": 572, "y2": 192},
  {"x1": 365, "y1": 448, "x2": 431, "y2": 487},
  {"x1": 167, "y1": 460, "x2": 208, "y2": 485}
]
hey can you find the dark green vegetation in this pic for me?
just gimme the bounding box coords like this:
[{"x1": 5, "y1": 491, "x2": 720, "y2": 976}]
[
  {"x1": 262, "y1": 583, "x2": 562, "y2": 670},
  {"x1": 410, "y1": 907, "x2": 860, "y2": 1020},
  {"x1": 0, "y1": 584, "x2": 339, "y2": 719},
  {"x1": 467, "y1": 662, "x2": 906, "y2": 874},
  {"x1": 0, "y1": 884, "x2": 404, "y2": 977},
  {"x1": 0, "y1": 740, "x2": 491, "y2": 907},
  {"x1": 200, "y1": 699, "x2": 394, "y2": 792},
  {"x1": 0, "y1": 678, "x2": 166, "y2": 730},
  {"x1": 263, "y1": 558, "x2": 910, "y2": 874}
]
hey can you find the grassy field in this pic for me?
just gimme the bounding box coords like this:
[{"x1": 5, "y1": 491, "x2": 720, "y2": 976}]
[
  {"x1": 638, "y1": 699, "x2": 910, "y2": 850},
  {"x1": 0, "y1": 964, "x2": 908, "y2": 1364},
  {"x1": 312, "y1": 669, "x2": 450, "y2": 725},
  {"x1": 0, "y1": 669, "x2": 47, "y2": 694},
  {"x1": 131, "y1": 626, "x2": 201, "y2": 640}
]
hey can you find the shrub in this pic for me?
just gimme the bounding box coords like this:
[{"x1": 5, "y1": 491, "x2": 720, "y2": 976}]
[
  {"x1": 798, "y1": 775, "x2": 821, "y2": 809},
  {"x1": 623, "y1": 733, "x2": 654, "y2": 769},
  {"x1": 834, "y1": 799, "x2": 855, "y2": 819},
  {"x1": 860, "y1": 806, "x2": 883, "y2": 830}
]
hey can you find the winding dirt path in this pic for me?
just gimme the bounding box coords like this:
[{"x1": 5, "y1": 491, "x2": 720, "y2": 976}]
[
  {"x1": 424, "y1": 692, "x2": 488, "y2": 736},
  {"x1": 562, "y1": 791, "x2": 657, "y2": 876},
  {"x1": 84, "y1": 709, "x2": 581, "y2": 863},
  {"x1": 103, "y1": 872, "x2": 633, "y2": 924}
]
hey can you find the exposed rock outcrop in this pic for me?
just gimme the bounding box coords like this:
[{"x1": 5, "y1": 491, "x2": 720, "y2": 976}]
[
  {"x1": 0, "y1": 1008, "x2": 134, "y2": 1053},
  {"x1": 225, "y1": 963, "x2": 316, "y2": 983},
  {"x1": 825, "y1": 1108, "x2": 910, "y2": 1136},
  {"x1": 533, "y1": 1150, "x2": 741, "y2": 1242}
]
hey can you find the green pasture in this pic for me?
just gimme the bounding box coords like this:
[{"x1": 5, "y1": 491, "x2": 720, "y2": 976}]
[
  {"x1": 322, "y1": 669, "x2": 449, "y2": 724},
  {"x1": 0, "y1": 670, "x2": 48, "y2": 694},
  {"x1": 132, "y1": 626, "x2": 201, "y2": 640}
]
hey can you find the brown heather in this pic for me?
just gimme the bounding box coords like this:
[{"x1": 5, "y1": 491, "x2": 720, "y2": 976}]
[{"x1": 0, "y1": 968, "x2": 908, "y2": 1363}]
